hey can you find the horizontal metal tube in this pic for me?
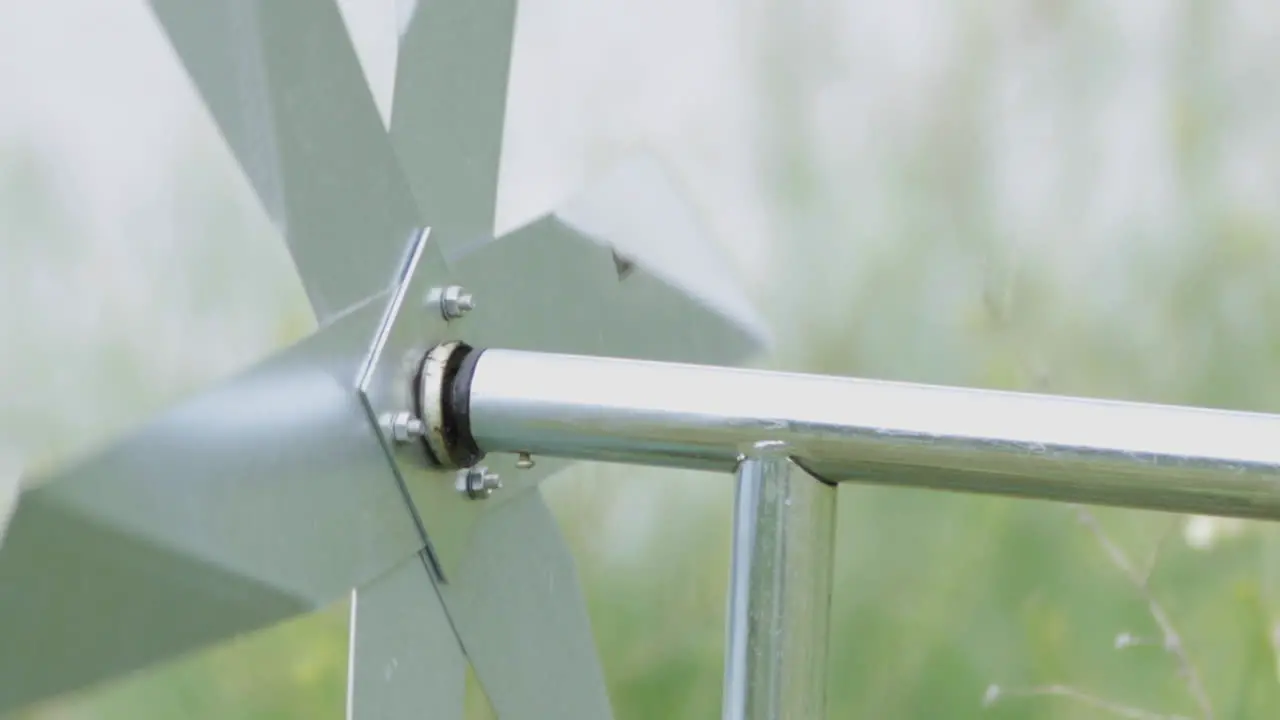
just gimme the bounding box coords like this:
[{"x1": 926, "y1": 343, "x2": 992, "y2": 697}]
[{"x1": 466, "y1": 349, "x2": 1280, "y2": 520}]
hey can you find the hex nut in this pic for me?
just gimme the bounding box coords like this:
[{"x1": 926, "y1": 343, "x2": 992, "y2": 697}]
[
  {"x1": 439, "y1": 286, "x2": 474, "y2": 320},
  {"x1": 459, "y1": 465, "x2": 502, "y2": 500},
  {"x1": 389, "y1": 412, "x2": 425, "y2": 444}
]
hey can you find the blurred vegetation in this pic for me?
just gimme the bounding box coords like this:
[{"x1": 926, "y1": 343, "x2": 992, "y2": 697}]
[{"x1": 7, "y1": 0, "x2": 1280, "y2": 718}]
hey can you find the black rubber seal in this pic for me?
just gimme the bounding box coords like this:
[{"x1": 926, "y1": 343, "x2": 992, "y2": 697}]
[
  {"x1": 443, "y1": 345, "x2": 484, "y2": 467},
  {"x1": 410, "y1": 343, "x2": 483, "y2": 468}
]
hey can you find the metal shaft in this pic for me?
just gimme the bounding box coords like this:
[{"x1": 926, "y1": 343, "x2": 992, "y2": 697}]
[
  {"x1": 722, "y1": 446, "x2": 836, "y2": 720},
  {"x1": 462, "y1": 349, "x2": 1280, "y2": 520}
]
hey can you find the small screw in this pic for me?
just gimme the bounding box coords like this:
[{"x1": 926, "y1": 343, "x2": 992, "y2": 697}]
[
  {"x1": 435, "y1": 285, "x2": 475, "y2": 320},
  {"x1": 388, "y1": 411, "x2": 425, "y2": 444},
  {"x1": 515, "y1": 452, "x2": 535, "y2": 470},
  {"x1": 459, "y1": 465, "x2": 502, "y2": 500}
]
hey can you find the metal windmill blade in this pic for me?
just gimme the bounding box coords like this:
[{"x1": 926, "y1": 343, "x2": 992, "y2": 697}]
[{"x1": 0, "y1": 0, "x2": 765, "y2": 716}]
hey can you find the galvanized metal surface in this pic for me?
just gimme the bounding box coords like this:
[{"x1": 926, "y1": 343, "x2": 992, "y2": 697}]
[
  {"x1": 448, "y1": 154, "x2": 768, "y2": 363},
  {"x1": 440, "y1": 489, "x2": 614, "y2": 720},
  {"x1": 151, "y1": 0, "x2": 423, "y2": 322},
  {"x1": 465, "y1": 349, "x2": 1280, "y2": 520},
  {"x1": 722, "y1": 448, "x2": 836, "y2": 720},
  {"x1": 347, "y1": 552, "x2": 465, "y2": 720},
  {"x1": 0, "y1": 299, "x2": 422, "y2": 711},
  {"x1": 391, "y1": 0, "x2": 517, "y2": 256}
]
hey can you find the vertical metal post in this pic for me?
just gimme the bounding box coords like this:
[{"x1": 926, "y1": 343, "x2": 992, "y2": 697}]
[{"x1": 722, "y1": 442, "x2": 838, "y2": 720}]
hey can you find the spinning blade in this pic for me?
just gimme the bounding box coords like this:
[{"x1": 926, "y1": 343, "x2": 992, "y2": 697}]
[
  {"x1": 347, "y1": 552, "x2": 466, "y2": 720},
  {"x1": 0, "y1": 0, "x2": 460, "y2": 711},
  {"x1": 150, "y1": 0, "x2": 423, "y2": 322},
  {"x1": 0, "y1": 300, "x2": 421, "y2": 711},
  {"x1": 442, "y1": 490, "x2": 612, "y2": 720},
  {"x1": 392, "y1": 0, "x2": 516, "y2": 253},
  {"x1": 450, "y1": 153, "x2": 768, "y2": 365}
]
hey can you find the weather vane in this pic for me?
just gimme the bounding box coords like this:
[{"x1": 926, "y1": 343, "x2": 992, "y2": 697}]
[{"x1": 3, "y1": 2, "x2": 1280, "y2": 719}]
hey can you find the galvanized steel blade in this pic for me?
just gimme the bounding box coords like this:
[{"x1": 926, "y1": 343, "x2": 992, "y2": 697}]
[
  {"x1": 148, "y1": 0, "x2": 424, "y2": 321},
  {"x1": 347, "y1": 552, "x2": 466, "y2": 720},
  {"x1": 441, "y1": 489, "x2": 612, "y2": 720},
  {"x1": 0, "y1": 299, "x2": 423, "y2": 712},
  {"x1": 550, "y1": 152, "x2": 769, "y2": 355},
  {"x1": 446, "y1": 153, "x2": 768, "y2": 373},
  {"x1": 390, "y1": 0, "x2": 515, "y2": 255}
]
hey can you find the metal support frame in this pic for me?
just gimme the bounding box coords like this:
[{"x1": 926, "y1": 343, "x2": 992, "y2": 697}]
[
  {"x1": 408, "y1": 344, "x2": 1280, "y2": 717},
  {"x1": 722, "y1": 445, "x2": 837, "y2": 720}
]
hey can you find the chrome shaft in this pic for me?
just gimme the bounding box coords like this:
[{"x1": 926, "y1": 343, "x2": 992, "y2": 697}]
[{"x1": 463, "y1": 349, "x2": 1280, "y2": 520}]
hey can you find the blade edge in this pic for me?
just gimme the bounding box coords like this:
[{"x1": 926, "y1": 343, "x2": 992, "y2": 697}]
[{"x1": 443, "y1": 488, "x2": 613, "y2": 720}]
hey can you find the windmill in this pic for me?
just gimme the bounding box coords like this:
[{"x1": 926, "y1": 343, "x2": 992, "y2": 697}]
[
  {"x1": 5, "y1": 2, "x2": 1280, "y2": 719},
  {"x1": 0, "y1": 1, "x2": 766, "y2": 717}
]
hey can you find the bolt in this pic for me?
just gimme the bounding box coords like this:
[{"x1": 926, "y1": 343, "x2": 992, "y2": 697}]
[
  {"x1": 459, "y1": 465, "x2": 502, "y2": 500},
  {"x1": 388, "y1": 411, "x2": 425, "y2": 444},
  {"x1": 436, "y1": 285, "x2": 475, "y2": 320},
  {"x1": 515, "y1": 452, "x2": 535, "y2": 470}
]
